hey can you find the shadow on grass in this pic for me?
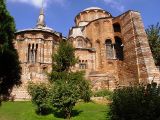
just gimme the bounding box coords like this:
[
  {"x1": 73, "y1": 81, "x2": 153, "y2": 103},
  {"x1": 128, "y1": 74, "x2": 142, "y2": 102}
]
[
  {"x1": 35, "y1": 108, "x2": 83, "y2": 119},
  {"x1": 53, "y1": 110, "x2": 83, "y2": 119},
  {"x1": 35, "y1": 108, "x2": 53, "y2": 116}
]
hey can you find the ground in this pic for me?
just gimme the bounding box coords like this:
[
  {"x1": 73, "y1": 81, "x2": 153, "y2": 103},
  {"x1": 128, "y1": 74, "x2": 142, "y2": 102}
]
[{"x1": 0, "y1": 102, "x2": 109, "y2": 120}]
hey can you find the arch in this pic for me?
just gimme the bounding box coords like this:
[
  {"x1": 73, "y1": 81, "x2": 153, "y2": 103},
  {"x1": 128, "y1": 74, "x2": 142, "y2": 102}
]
[
  {"x1": 32, "y1": 44, "x2": 34, "y2": 49},
  {"x1": 31, "y1": 44, "x2": 34, "y2": 63},
  {"x1": 113, "y1": 23, "x2": 121, "y2": 33},
  {"x1": 77, "y1": 39, "x2": 83, "y2": 48},
  {"x1": 35, "y1": 44, "x2": 38, "y2": 62},
  {"x1": 105, "y1": 39, "x2": 113, "y2": 59},
  {"x1": 28, "y1": 44, "x2": 31, "y2": 62},
  {"x1": 68, "y1": 37, "x2": 74, "y2": 43},
  {"x1": 86, "y1": 37, "x2": 92, "y2": 48},
  {"x1": 79, "y1": 59, "x2": 87, "y2": 69},
  {"x1": 76, "y1": 37, "x2": 85, "y2": 48},
  {"x1": 115, "y1": 36, "x2": 124, "y2": 60}
]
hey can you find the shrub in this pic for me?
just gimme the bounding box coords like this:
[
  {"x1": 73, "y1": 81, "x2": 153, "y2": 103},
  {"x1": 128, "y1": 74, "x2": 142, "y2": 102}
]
[
  {"x1": 79, "y1": 79, "x2": 92, "y2": 102},
  {"x1": 94, "y1": 89, "x2": 113, "y2": 100},
  {"x1": 50, "y1": 71, "x2": 91, "y2": 119},
  {"x1": 50, "y1": 80, "x2": 80, "y2": 119},
  {"x1": 108, "y1": 82, "x2": 160, "y2": 120},
  {"x1": 48, "y1": 41, "x2": 91, "y2": 119},
  {"x1": 27, "y1": 82, "x2": 52, "y2": 115}
]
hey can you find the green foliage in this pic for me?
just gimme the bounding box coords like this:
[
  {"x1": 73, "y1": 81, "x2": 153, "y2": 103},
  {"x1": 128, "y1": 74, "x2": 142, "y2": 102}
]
[
  {"x1": 49, "y1": 70, "x2": 92, "y2": 103},
  {"x1": 109, "y1": 83, "x2": 160, "y2": 120},
  {"x1": 28, "y1": 82, "x2": 52, "y2": 115},
  {"x1": 78, "y1": 76, "x2": 92, "y2": 102},
  {"x1": 49, "y1": 40, "x2": 91, "y2": 119},
  {"x1": 50, "y1": 71, "x2": 91, "y2": 118},
  {"x1": 51, "y1": 40, "x2": 77, "y2": 72},
  {"x1": 0, "y1": 0, "x2": 21, "y2": 103},
  {"x1": 94, "y1": 89, "x2": 113, "y2": 100},
  {"x1": 146, "y1": 22, "x2": 160, "y2": 65},
  {"x1": 50, "y1": 80, "x2": 80, "y2": 119}
]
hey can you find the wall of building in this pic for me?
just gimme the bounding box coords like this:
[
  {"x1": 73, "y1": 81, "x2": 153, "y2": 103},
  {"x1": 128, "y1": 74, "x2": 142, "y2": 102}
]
[
  {"x1": 69, "y1": 9, "x2": 159, "y2": 90},
  {"x1": 13, "y1": 31, "x2": 60, "y2": 100},
  {"x1": 13, "y1": 8, "x2": 160, "y2": 100}
]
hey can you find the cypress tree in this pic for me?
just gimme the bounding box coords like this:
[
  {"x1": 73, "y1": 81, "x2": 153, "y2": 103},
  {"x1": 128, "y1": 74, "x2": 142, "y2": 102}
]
[{"x1": 0, "y1": 0, "x2": 21, "y2": 103}]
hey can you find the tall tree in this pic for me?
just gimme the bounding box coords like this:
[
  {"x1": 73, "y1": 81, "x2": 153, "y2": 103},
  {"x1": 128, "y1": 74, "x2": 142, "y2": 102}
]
[
  {"x1": 146, "y1": 23, "x2": 160, "y2": 66},
  {"x1": 0, "y1": 0, "x2": 21, "y2": 103},
  {"x1": 49, "y1": 40, "x2": 91, "y2": 119}
]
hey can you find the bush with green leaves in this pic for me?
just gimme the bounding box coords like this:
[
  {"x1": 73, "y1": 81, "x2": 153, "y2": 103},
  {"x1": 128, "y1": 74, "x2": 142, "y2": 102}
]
[
  {"x1": 94, "y1": 89, "x2": 113, "y2": 99},
  {"x1": 108, "y1": 82, "x2": 160, "y2": 120},
  {"x1": 50, "y1": 78, "x2": 80, "y2": 119},
  {"x1": 27, "y1": 82, "x2": 52, "y2": 115},
  {"x1": 49, "y1": 40, "x2": 91, "y2": 119},
  {"x1": 50, "y1": 71, "x2": 91, "y2": 119},
  {"x1": 79, "y1": 76, "x2": 92, "y2": 102},
  {"x1": 146, "y1": 22, "x2": 160, "y2": 66}
]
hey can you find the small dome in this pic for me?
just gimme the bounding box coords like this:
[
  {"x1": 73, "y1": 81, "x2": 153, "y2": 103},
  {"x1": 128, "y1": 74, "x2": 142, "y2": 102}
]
[{"x1": 83, "y1": 7, "x2": 104, "y2": 11}]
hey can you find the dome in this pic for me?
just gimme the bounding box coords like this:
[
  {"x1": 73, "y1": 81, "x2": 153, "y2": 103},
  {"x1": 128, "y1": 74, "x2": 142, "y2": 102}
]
[
  {"x1": 75, "y1": 7, "x2": 112, "y2": 26},
  {"x1": 83, "y1": 7, "x2": 104, "y2": 11}
]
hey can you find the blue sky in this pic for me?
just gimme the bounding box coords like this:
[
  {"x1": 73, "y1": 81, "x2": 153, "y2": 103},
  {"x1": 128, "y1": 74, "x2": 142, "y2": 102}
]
[{"x1": 7, "y1": 0, "x2": 160, "y2": 36}]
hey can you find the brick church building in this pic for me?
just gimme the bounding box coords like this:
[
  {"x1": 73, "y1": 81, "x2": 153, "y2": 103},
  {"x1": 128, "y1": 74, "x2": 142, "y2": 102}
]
[{"x1": 13, "y1": 7, "x2": 159, "y2": 100}]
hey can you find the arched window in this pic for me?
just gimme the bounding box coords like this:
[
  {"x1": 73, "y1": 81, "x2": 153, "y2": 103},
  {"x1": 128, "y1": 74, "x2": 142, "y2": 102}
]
[
  {"x1": 31, "y1": 44, "x2": 34, "y2": 63},
  {"x1": 35, "y1": 44, "x2": 38, "y2": 62},
  {"x1": 77, "y1": 39, "x2": 83, "y2": 48},
  {"x1": 28, "y1": 44, "x2": 31, "y2": 62},
  {"x1": 115, "y1": 37, "x2": 124, "y2": 60},
  {"x1": 79, "y1": 60, "x2": 87, "y2": 69},
  {"x1": 113, "y1": 23, "x2": 121, "y2": 33},
  {"x1": 105, "y1": 39, "x2": 113, "y2": 59},
  {"x1": 28, "y1": 43, "x2": 38, "y2": 63}
]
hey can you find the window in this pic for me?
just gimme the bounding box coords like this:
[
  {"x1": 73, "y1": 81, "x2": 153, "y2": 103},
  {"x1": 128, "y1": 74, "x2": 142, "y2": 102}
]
[
  {"x1": 105, "y1": 39, "x2": 113, "y2": 59},
  {"x1": 28, "y1": 44, "x2": 31, "y2": 62},
  {"x1": 79, "y1": 60, "x2": 87, "y2": 69},
  {"x1": 35, "y1": 44, "x2": 38, "y2": 62},
  {"x1": 42, "y1": 66, "x2": 48, "y2": 73},
  {"x1": 28, "y1": 43, "x2": 38, "y2": 63},
  {"x1": 113, "y1": 23, "x2": 121, "y2": 33},
  {"x1": 115, "y1": 37, "x2": 124, "y2": 60},
  {"x1": 77, "y1": 39, "x2": 83, "y2": 48}
]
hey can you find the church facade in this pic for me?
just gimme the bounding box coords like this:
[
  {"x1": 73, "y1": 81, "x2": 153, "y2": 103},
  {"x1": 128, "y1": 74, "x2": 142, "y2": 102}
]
[{"x1": 13, "y1": 7, "x2": 159, "y2": 99}]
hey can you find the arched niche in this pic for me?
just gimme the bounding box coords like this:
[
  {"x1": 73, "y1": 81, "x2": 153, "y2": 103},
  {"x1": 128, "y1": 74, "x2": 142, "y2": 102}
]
[
  {"x1": 86, "y1": 38, "x2": 92, "y2": 48},
  {"x1": 105, "y1": 39, "x2": 113, "y2": 59},
  {"x1": 113, "y1": 23, "x2": 121, "y2": 33},
  {"x1": 28, "y1": 44, "x2": 31, "y2": 62},
  {"x1": 76, "y1": 37, "x2": 86, "y2": 48},
  {"x1": 27, "y1": 43, "x2": 39, "y2": 63},
  {"x1": 115, "y1": 36, "x2": 124, "y2": 60}
]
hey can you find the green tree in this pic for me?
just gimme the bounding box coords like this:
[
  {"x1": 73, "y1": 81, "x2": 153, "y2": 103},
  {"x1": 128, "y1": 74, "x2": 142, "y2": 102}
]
[
  {"x1": 49, "y1": 40, "x2": 91, "y2": 119},
  {"x1": 108, "y1": 83, "x2": 160, "y2": 120},
  {"x1": 0, "y1": 0, "x2": 21, "y2": 104},
  {"x1": 28, "y1": 82, "x2": 52, "y2": 115},
  {"x1": 146, "y1": 23, "x2": 160, "y2": 65}
]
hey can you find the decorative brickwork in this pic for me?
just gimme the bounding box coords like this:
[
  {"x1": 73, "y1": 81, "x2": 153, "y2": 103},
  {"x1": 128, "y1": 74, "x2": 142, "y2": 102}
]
[{"x1": 69, "y1": 8, "x2": 160, "y2": 90}]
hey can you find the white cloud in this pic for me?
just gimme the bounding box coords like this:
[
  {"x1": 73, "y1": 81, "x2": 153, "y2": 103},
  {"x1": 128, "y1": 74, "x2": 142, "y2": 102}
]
[
  {"x1": 8, "y1": 0, "x2": 65, "y2": 8},
  {"x1": 102, "y1": 0, "x2": 125, "y2": 12}
]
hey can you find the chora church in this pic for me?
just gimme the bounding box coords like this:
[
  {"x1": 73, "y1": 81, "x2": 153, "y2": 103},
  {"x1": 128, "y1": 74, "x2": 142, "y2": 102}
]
[{"x1": 12, "y1": 6, "x2": 160, "y2": 100}]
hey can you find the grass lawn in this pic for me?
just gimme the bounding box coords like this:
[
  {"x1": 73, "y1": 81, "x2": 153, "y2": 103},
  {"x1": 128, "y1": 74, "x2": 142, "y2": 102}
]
[{"x1": 0, "y1": 101, "x2": 109, "y2": 120}]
